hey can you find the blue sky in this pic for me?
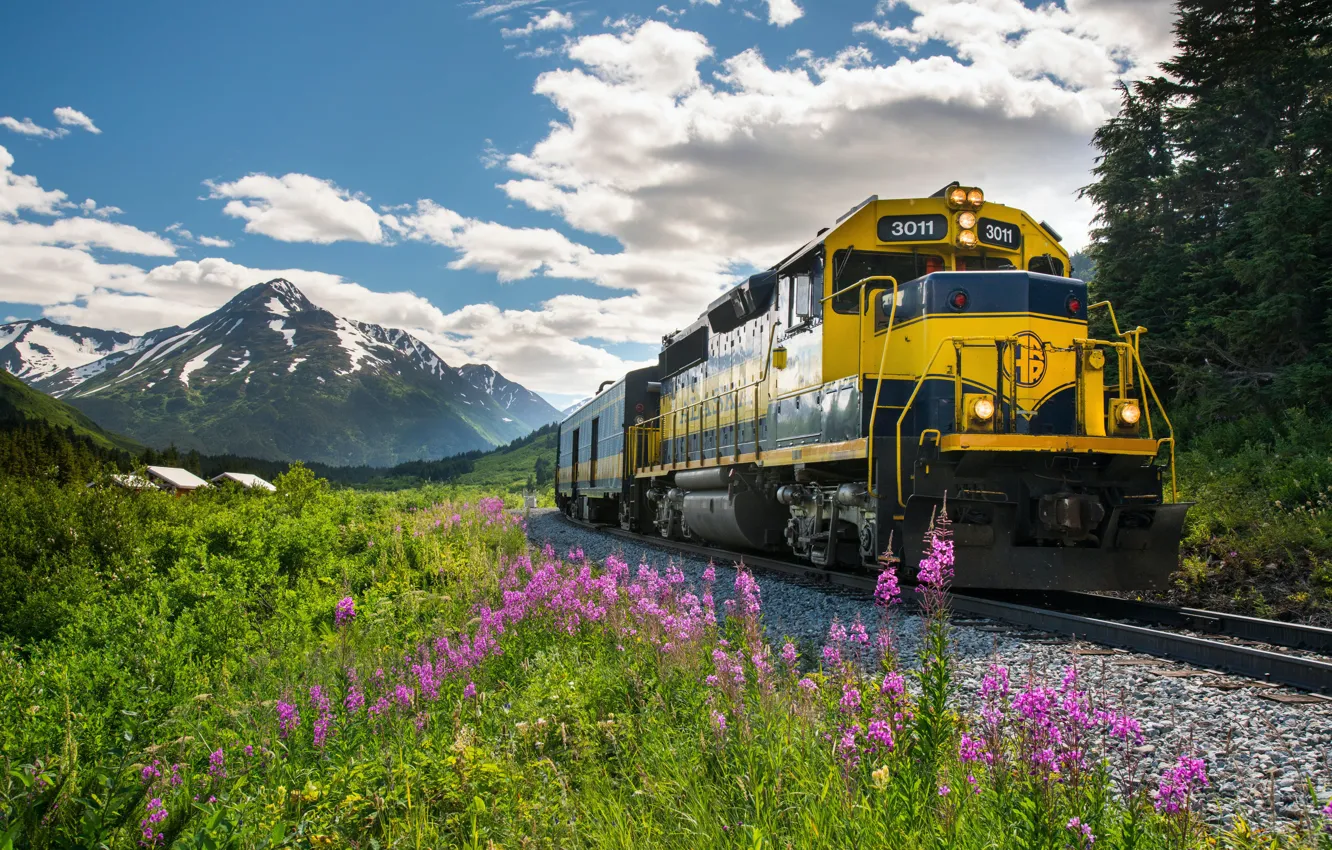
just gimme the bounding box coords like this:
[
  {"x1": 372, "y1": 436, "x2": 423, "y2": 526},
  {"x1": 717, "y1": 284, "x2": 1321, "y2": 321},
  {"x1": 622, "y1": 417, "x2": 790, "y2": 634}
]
[{"x1": 0, "y1": 0, "x2": 1176, "y2": 407}]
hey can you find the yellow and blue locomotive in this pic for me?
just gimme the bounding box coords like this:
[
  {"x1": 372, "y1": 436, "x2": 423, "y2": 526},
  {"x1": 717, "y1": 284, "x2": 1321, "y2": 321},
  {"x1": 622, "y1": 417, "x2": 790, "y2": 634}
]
[{"x1": 557, "y1": 185, "x2": 1188, "y2": 590}]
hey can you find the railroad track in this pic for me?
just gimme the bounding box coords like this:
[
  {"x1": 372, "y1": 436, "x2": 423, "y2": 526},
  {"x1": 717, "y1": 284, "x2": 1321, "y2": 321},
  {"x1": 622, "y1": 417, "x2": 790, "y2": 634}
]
[{"x1": 556, "y1": 513, "x2": 1332, "y2": 695}]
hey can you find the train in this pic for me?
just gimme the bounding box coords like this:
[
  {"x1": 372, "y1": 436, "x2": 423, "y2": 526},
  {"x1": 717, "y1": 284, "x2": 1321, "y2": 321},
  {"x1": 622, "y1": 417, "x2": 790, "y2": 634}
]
[{"x1": 556, "y1": 185, "x2": 1189, "y2": 590}]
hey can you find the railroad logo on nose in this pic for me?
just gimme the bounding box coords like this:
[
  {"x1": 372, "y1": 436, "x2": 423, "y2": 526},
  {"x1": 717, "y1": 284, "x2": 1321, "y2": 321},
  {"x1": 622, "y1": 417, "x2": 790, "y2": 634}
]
[{"x1": 1006, "y1": 331, "x2": 1046, "y2": 387}]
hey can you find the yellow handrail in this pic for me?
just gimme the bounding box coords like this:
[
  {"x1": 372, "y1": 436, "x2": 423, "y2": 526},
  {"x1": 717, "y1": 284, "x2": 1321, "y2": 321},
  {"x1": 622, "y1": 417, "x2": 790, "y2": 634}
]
[
  {"x1": 862, "y1": 276, "x2": 899, "y2": 497},
  {"x1": 895, "y1": 336, "x2": 1017, "y2": 507}
]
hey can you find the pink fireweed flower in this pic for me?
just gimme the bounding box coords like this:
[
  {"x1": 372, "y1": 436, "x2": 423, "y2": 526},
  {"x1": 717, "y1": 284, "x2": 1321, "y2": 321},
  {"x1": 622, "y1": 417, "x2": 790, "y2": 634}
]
[
  {"x1": 310, "y1": 685, "x2": 334, "y2": 748},
  {"x1": 849, "y1": 618, "x2": 869, "y2": 647},
  {"x1": 780, "y1": 640, "x2": 798, "y2": 669},
  {"x1": 1154, "y1": 755, "x2": 1208, "y2": 814},
  {"x1": 822, "y1": 644, "x2": 842, "y2": 666},
  {"x1": 916, "y1": 510, "x2": 955, "y2": 590},
  {"x1": 797, "y1": 677, "x2": 818, "y2": 694},
  {"x1": 208, "y1": 748, "x2": 225, "y2": 779},
  {"x1": 733, "y1": 567, "x2": 762, "y2": 619},
  {"x1": 1107, "y1": 712, "x2": 1144, "y2": 746},
  {"x1": 1066, "y1": 817, "x2": 1095, "y2": 847},
  {"x1": 711, "y1": 710, "x2": 727, "y2": 736},
  {"x1": 702, "y1": 563, "x2": 717, "y2": 584},
  {"x1": 980, "y1": 663, "x2": 1010, "y2": 700},
  {"x1": 938, "y1": 784, "x2": 950, "y2": 797},
  {"x1": 866, "y1": 718, "x2": 894, "y2": 751},
  {"x1": 958, "y1": 734, "x2": 983, "y2": 763},
  {"x1": 140, "y1": 797, "x2": 168, "y2": 846},
  {"x1": 463, "y1": 681, "x2": 477, "y2": 699},
  {"x1": 335, "y1": 596, "x2": 355, "y2": 626},
  {"x1": 839, "y1": 684, "x2": 862, "y2": 714},
  {"x1": 873, "y1": 562, "x2": 901, "y2": 606},
  {"x1": 276, "y1": 700, "x2": 300, "y2": 739},
  {"x1": 1060, "y1": 665, "x2": 1078, "y2": 692},
  {"x1": 881, "y1": 671, "x2": 906, "y2": 698},
  {"x1": 140, "y1": 760, "x2": 161, "y2": 784}
]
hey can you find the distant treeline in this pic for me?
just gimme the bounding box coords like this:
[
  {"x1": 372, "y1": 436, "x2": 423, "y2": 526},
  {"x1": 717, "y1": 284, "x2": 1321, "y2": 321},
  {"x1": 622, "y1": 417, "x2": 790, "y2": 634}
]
[{"x1": 0, "y1": 411, "x2": 557, "y2": 490}]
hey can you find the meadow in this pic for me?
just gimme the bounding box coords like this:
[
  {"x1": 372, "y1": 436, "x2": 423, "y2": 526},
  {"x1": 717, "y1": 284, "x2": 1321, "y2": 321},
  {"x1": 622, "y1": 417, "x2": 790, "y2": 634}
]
[{"x1": 2, "y1": 468, "x2": 1330, "y2": 849}]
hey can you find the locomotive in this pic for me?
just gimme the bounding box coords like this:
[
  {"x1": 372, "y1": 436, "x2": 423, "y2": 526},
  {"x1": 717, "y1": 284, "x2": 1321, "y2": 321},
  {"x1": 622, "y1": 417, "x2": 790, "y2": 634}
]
[{"x1": 556, "y1": 185, "x2": 1188, "y2": 590}]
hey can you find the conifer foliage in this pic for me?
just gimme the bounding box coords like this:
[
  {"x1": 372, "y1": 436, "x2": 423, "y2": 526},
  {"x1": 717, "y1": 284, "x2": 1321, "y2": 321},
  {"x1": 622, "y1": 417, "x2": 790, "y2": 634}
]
[{"x1": 1082, "y1": 0, "x2": 1332, "y2": 421}]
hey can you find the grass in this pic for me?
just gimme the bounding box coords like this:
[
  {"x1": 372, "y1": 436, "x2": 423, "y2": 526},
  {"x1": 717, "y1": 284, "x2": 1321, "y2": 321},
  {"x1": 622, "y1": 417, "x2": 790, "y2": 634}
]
[{"x1": 4, "y1": 470, "x2": 1331, "y2": 848}]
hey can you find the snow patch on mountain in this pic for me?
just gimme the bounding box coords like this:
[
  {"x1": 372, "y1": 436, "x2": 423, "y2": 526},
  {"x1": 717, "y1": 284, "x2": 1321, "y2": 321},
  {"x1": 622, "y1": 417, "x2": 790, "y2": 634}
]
[
  {"x1": 180, "y1": 344, "x2": 222, "y2": 386},
  {"x1": 266, "y1": 298, "x2": 289, "y2": 317},
  {"x1": 268, "y1": 319, "x2": 295, "y2": 348},
  {"x1": 334, "y1": 318, "x2": 388, "y2": 374},
  {"x1": 288, "y1": 357, "x2": 306, "y2": 373}
]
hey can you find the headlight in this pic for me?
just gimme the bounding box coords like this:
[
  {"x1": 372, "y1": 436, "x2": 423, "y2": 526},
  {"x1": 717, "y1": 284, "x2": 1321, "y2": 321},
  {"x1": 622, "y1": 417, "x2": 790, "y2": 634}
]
[
  {"x1": 957, "y1": 229, "x2": 978, "y2": 248},
  {"x1": 971, "y1": 397, "x2": 995, "y2": 421},
  {"x1": 948, "y1": 186, "x2": 968, "y2": 208},
  {"x1": 1116, "y1": 400, "x2": 1141, "y2": 426},
  {"x1": 967, "y1": 188, "x2": 985, "y2": 208},
  {"x1": 957, "y1": 211, "x2": 977, "y2": 230}
]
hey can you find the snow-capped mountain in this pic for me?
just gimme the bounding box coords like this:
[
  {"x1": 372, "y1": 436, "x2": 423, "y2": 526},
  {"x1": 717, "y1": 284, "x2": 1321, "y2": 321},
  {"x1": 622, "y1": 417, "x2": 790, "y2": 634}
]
[
  {"x1": 0, "y1": 319, "x2": 142, "y2": 383},
  {"x1": 457, "y1": 363, "x2": 561, "y2": 428},
  {"x1": 27, "y1": 279, "x2": 561, "y2": 466}
]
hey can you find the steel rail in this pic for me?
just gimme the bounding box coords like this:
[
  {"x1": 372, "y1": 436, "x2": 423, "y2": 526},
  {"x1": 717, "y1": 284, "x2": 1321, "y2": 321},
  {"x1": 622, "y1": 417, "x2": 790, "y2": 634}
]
[{"x1": 552, "y1": 513, "x2": 1332, "y2": 694}]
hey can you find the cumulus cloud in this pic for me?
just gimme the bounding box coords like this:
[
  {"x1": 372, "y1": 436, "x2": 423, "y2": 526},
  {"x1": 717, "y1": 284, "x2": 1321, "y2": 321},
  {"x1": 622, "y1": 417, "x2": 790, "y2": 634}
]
[
  {"x1": 0, "y1": 218, "x2": 178, "y2": 256},
  {"x1": 0, "y1": 145, "x2": 69, "y2": 217},
  {"x1": 79, "y1": 199, "x2": 123, "y2": 218},
  {"x1": 502, "y1": 9, "x2": 575, "y2": 37},
  {"x1": 53, "y1": 107, "x2": 101, "y2": 134},
  {"x1": 764, "y1": 0, "x2": 803, "y2": 26},
  {"x1": 0, "y1": 116, "x2": 66, "y2": 139},
  {"x1": 206, "y1": 172, "x2": 388, "y2": 244},
  {"x1": 166, "y1": 222, "x2": 234, "y2": 248}
]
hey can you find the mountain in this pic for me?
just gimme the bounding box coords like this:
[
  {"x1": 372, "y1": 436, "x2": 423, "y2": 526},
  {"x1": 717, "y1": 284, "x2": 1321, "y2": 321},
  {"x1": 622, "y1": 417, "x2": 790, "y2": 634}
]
[
  {"x1": 560, "y1": 399, "x2": 590, "y2": 418},
  {"x1": 28, "y1": 279, "x2": 558, "y2": 466},
  {"x1": 0, "y1": 319, "x2": 140, "y2": 383},
  {"x1": 457, "y1": 363, "x2": 560, "y2": 428},
  {"x1": 0, "y1": 369, "x2": 140, "y2": 453}
]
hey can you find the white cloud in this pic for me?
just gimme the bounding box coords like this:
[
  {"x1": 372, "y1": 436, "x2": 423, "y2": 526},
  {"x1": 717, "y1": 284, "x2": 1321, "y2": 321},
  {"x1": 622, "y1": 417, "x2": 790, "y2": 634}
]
[
  {"x1": 852, "y1": 20, "x2": 928, "y2": 48},
  {"x1": 0, "y1": 218, "x2": 178, "y2": 256},
  {"x1": 502, "y1": 9, "x2": 575, "y2": 37},
  {"x1": 0, "y1": 145, "x2": 69, "y2": 217},
  {"x1": 764, "y1": 0, "x2": 803, "y2": 26},
  {"x1": 0, "y1": 116, "x2": 67, "y2": 139},
  {"x1": 206, "y1": 172, "x2": 387, "y2": 244},
  {"x1": 80, "y1": 199, "x2": 123, "y2": 218},
  {"x1": 53, "y1": 107, "x2": 101, "y2": 135},
  {"x1": 167, "y1": 221, "x2": 234, "y2": 248},
  {"x1": 470, "y1": 0, "x2": 545, "y2": 17}
]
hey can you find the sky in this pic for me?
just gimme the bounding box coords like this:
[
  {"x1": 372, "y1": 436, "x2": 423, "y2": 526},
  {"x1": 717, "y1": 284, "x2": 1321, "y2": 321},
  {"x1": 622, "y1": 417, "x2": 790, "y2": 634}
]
[{"x1": 0, "y1": 0, "x2": 1178, "y2": 408}]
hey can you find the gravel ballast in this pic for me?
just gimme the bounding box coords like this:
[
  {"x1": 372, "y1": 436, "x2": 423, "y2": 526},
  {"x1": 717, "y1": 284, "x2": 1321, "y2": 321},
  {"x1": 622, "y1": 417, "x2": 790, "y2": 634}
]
[{"x1": 526, "y1": 508, "x2": 1332, "y2": 829}]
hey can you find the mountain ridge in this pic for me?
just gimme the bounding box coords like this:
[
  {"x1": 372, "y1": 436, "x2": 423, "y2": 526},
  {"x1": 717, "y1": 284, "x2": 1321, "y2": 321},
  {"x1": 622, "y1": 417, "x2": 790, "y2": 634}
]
[{"x1": 8, "y1": 279, "x2": 559, "y2": 466}]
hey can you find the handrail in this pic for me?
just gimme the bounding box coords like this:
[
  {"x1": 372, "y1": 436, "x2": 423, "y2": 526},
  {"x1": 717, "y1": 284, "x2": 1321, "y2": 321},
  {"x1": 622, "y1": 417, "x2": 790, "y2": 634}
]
[
  {"x1": 861, "y1": 276, "x2": 899, "y2": 497},
  {"x1": 627, "y1": 320, "x2": 780, "y2": 472},
  {"x1": 895, "y1": 336, "x2": 1017, "y2": 507}
]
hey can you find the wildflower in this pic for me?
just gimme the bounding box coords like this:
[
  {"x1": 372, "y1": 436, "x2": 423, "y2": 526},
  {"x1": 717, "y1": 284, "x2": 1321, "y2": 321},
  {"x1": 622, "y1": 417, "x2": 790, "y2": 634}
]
[
  {"x1": 916, "y1": 511, "x2": 954, "y2": 590},
  {"x1": 881, "y1": 671, "x2": 906, "y2": 697},
  {"x1": 839, "y1": 684, "x2": 862, "y2": 714},
  {"x1": 208, "y1": 748, "x2": 225, "y2": 779},
  {"x1": 1066, "y1": 817, "x2": 1095, "y2": 847},
  {"x1": 797, "y1": 677, "x2": 818, "y2": 694},
  {"x1": 873, "y1": 562, "x2": 901, "y2": 606},
  {"x1": 980, "y1": 664, "x2": 1010, "y2": 700},
  {"x1": 243, "y1": 745, "x2": 254, "y2": 758},
  {"x1": 1060, "y1": 665, "x2": 1078, "y2": 691},
  {"x1": 702, "y1": 563, "x2": 716, "y2": 584},
  {"x1": 938, "y1": 784, "x2": 951, "y2": 797},
  {"x1": 780, "y1": 640, "x2": 798, "y2": 669},
  {"x1": 277, "y1": 700, "x2": 300, "y2": 738},
  {"x1": 1154, "y1": 755, "x2": 1208, "y2": 814},
  {"x1": 958, "y1": 733, "x2": 983, "y2": 763},
  {"x1": 872, "y1": 765, "x2": 891, "y2": 788},
  {"x1": 140, "y1": 760, "x2": 161, "y2": 784},
  {"x1": 848, "y1": 618, "x2": 869, "y2": 647},
  {"x1": 310, "y1": 686, "x2": 334, "y2": 748},
  {"x1": 711, "y1": 710, "x2": 727, "y2": 736},
  {"x1": 705, "y1": 674, "x2": 720, "y2": 688},
  {"x1": 140, "y1": 797, "x2": 168, "y2": 846},
  {"x1": 334, "y1": 596, "x2": 356, "y2": 626},
  {"x1": 866, "y1": 719, "x2": 894, "y2": 751},
  {"x1": 1107, "y1": 712, "x2": 1144, "y2": 746},
  {"x1": 463, "y1": 681, "x2": 477, "y2": 699},
  {"x1": 733, "y1": 567, "x2": 762, "y2": 619}
]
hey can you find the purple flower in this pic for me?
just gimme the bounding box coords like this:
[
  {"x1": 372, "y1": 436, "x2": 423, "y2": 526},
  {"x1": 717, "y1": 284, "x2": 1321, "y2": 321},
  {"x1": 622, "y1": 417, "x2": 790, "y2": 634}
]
[
  {"x1": 938, "y1": 784, "x2": 950, "y2": 797},
  {"x1": 873, "y1": 563, "x2": 901, "y2": 606},
  {"x1": 711, "y1": 710, "x2": 727, "y2": 736},
  {"x1": 958, "y1": 734, "x2": 983, "y2": 763},
  {"x1": 140, "y1": 797, "x2": 168, "y2": 846},
  {"x1": 277, "y1": 700, "x2": 300, "y2": 738},
  {"x1": 310, "y1": 686, "x2": 334, "y2": 748},
  {"x1": 1066, "y1": 817, "x2": 1095, "y2": 847},
  {"x1": 702, "y1": 563, "x2": 716, "y2": 584},
  {"x1": 848, "y1": 618, "x2": 869, "y2": 647},
  {"x1": 732, "y1": 567, "x2": 762, "y2": 619},
  {"x1": 881, "y1": 671, "x2": 906, "y2": 697},
  {"x1": 140, "y1": 760, "x2": 161, "y2": 784},
  {"x1": 335, "y1": 596, "x2": 356, "y2": 626},
  {"x1": 797, "y1": 677, "x2": 818, "y2": 694},
  {"x1": 243, "y1": 745, "x2": 254, "y2": 758},
  {"x1": 839, "y1": 684, "x2": 862, "y2": 714},
  {"x1": 208, "y1": 748, "x2": 225, "y2": 779},
  {"x1": 1154, "y1": 755, "x2": 1208, "y2": 814},
  {"x1": 866, "y1": 718, "x2": 894, "y2": 751},
  {"x1": 916, "y1": 512, "x2": 954, "y2": 590},
  {"x1": 463, "y1": 681, "x2": 477, "y2": 699}
]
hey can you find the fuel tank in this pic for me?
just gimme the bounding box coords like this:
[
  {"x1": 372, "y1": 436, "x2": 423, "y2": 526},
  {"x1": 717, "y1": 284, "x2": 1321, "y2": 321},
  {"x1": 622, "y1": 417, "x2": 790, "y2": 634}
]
[{"x1": 679, "y1": 475, "x2": 788, "y2": 551}]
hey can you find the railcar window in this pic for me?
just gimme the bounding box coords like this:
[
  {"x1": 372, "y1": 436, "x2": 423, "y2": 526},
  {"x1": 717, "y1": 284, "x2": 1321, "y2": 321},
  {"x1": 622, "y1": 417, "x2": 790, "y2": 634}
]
[
  {"x1": 831, "y1": 250, "x2": 936, "y2": 314},
  {"x1": 1028, "y1": 255, "x2": 1065, "y2": 276},
  {"x1": 957, "y1": 256, "x2": 1016, "y2": 271}
]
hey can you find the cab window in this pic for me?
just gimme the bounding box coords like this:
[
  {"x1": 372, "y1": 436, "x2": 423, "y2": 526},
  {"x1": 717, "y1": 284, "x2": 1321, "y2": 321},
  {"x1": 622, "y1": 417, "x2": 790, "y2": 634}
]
[
  {"x1": 831, "y1": 250, "x2": 941, "y2": 314},
  {"x1": 957, "y1": 256, "x2": 1016, "y2": 271},
  {"x1": 1028, "y1": 255, "x2": 1065, "y2": 276}
]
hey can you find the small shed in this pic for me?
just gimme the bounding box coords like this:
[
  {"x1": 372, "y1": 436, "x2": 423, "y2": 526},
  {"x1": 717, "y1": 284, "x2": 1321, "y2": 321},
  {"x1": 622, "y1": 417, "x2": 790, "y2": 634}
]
[
  {"x1": 108, "y1": 473, "x2": 156, "y2": 491},
  {"x1": 211, "y1": 472, "x2": 277, "y2": 492},
  {"x1": 146, "y1": 466, "x2": 212, "y2": 493}
]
